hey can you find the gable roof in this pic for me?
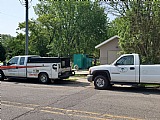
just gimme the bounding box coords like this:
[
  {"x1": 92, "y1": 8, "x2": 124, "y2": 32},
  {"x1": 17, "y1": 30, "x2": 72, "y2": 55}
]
[{"x1": 95, "y1": 35, "x2": 120, "y2": 49}]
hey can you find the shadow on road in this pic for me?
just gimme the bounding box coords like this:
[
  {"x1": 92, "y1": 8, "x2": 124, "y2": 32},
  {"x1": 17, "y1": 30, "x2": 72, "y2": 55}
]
[
  {"x1": 2, "y1": 79, "x2": 160, "y2": 94},
  {"x1": 2, "y1": 78, "x2": 90, "y2": 88},
  {"x1": 53, "y1": 79, "x2": 90, "y2": 87},
  {"x1": 108, "y1": 86, "x2": 160, "y2": 95}
]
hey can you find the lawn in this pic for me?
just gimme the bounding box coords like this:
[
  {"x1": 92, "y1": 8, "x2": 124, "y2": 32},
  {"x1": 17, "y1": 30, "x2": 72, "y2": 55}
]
[{"x1": 139, "y1": 84, "x2": 160, "y2": 88}]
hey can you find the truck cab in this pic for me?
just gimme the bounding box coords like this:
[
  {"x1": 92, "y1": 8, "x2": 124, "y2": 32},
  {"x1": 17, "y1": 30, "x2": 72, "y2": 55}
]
[{"x1": 2, "y1": 55, "x2": 39, "y2": 78}]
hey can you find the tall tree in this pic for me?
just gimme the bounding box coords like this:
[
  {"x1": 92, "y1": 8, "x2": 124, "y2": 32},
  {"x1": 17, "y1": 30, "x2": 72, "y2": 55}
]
[
  {"x1": 18, "y1": 20, "x2": 49, "y2": 56},
  {"x1": 33, "y1": 0, "x2": 108, "y2": 57},
  {"x1": 106, "y1": 1, "x2": 160, "y2": 63}
]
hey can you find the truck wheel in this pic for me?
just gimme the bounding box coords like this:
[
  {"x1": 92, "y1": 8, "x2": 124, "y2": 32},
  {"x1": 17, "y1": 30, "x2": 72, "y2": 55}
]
[
  {"x1": 38, "y1": 73, "x2": 50, "y2": 84},
  {"x1": 0, "y1": 71, "x2": 4, "y2": 81},
  {"x1": 94, "y1": 75, "x2": 110, "y2": 90}
]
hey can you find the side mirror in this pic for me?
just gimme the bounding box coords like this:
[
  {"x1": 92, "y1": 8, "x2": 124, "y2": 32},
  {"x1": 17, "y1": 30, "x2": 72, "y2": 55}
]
[
  {"x1": 3, "y1": 61, "x2": 6, "y2": 66},
  {"x1": 7, "y1": 62, "x2": 11, "y2": 66},
  {"x1": 114, "y1": 63, "x2": 119, "y2": 66}
]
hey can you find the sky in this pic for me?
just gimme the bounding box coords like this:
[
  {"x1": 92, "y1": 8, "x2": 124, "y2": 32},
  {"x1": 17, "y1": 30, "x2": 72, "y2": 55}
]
[
  {"x1": 0, "y1": 0, "x2": 115, "y2": 37},
  {"x1": 0, "y1": 0, "x2": 38, "y2": 37}
]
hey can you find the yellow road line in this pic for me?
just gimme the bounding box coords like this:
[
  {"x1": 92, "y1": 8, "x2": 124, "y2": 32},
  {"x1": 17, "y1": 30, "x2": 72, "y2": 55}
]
[
  {"x1": 40, "y1": 110, "x2": 65, "y2": 115},
  {"x1": 2, "y1": 100, "x2": 144, "y2": 120},
  {"x1": 40, "y1": 110, "x2": 107, "y2": 120},
  {"x1": 44, "y1": 106, "x2": 101, "y2": 115},
  {"x1": 2, "y1": 101, "x2": 40, "y2": 107},
  {"x1": 2, "y1": 104, "x2": 34, "y2": 110},
  {"x1": 103, "y1": 114, "x2": 143, "y2": 120}
]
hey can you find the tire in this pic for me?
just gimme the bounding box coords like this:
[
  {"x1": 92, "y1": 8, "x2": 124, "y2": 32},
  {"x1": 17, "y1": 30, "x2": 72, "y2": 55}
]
[
  {"x1": 0, "y1": 71, "x2": 4, "y2": 81},
  {"x1": 74, "y1": 65, "x2": 79, "y2": 71},
  {"x1": 38, "y1": 73, "x2": 50, "y2": 84},
  {"x1": 94, "y1": 75, "x2": 110, "y2": 90}
]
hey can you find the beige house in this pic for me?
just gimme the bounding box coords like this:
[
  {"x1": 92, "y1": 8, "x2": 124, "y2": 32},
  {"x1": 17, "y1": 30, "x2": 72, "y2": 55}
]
[{"x1": 95, "y1": 35, "x2": 121, "y2": 65}]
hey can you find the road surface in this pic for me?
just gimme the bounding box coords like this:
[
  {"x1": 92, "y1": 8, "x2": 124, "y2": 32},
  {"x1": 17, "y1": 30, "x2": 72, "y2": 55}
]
[{"x1": 1, "y1": 77, "x2": 160, "y2": 120}]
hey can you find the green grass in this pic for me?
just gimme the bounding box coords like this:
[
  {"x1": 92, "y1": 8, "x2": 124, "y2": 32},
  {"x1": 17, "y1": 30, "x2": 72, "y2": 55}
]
[{"x1": 139, "y1": 84, "x2": 160, "y2": 88}]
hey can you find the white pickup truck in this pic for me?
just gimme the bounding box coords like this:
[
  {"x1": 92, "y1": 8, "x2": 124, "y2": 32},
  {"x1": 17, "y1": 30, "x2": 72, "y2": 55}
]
[
  {"x1": 0, "y1": 55, "x2": 74, "y2": 83},
  {"x1": 87, "y1": 54, "x2": 160, "y2": 89}
]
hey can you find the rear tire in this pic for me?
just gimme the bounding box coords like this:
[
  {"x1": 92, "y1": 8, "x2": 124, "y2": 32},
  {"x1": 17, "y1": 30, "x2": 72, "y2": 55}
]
[
  {"x1": 94, "y1": 75, "x2": 110, "y2": 90},
  {"x1": 0, "y1": 71, "x2": 4, "y2": 81},
  {"x1": 38, "y1": 73, "x2": 50, "y2": 84}
]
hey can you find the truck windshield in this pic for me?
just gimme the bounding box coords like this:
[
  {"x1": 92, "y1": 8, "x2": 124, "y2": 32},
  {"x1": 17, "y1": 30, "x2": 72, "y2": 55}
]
[{"x1": 8, "y1": 57, "x2": 19, "y2": 65}]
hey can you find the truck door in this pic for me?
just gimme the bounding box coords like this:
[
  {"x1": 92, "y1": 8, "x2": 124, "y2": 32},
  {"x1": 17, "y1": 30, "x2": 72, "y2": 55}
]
[
  {"x1": 5, "y1": 57, "x2": 19, "y2": 77},
  {"x1": 110, "y1": 55, "x2": 136, "y2": 82},
  {"x1": 51, "y1": 63, "x2": 59, "y2": 79},
  {"x1": 18, "y1": 57, "x2": 26, "y2": 77}
]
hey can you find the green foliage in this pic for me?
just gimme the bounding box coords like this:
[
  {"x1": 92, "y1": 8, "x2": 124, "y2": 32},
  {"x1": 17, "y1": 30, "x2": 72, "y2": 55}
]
[
  {"x1": 32, "y1": 0, "x2": 108, "y2": 57},
  {"x1": 17, "y1": 20, "x2": 49, "y2": 56},
  {"x1": 108, "y1": 1, "x2": 160, "y2": 64},
  {"x1": 1, "y1": 1, "x2": 113, "y2": 59},
  {"x1": 0, "y1": 42, "x2": 6, "y2": 61},
  {"x1": 0, "y1": 34, "x2": 25, "y2": 59}
]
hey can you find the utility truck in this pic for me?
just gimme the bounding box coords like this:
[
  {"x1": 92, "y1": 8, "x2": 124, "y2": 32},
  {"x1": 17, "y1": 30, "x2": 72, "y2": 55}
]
[
  {"x1": 0, "y1": 55, "x2": 74, "y2": 83},
  {"x1": 87, "y1": 54, "x2": 160, "y2": 89}
]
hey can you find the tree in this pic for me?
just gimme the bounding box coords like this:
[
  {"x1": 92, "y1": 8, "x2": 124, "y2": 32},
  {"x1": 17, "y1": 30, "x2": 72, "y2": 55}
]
[
  {"x1": 106, "y1": 1, "x2": 160, "y2": 63},
  {"x1": 1, "y1": 34, "x2": 25, "y2": 58},
  {"x1": 18, "y1": 20, "x2": 49, "y2": 56},
  {"x1": 33, "y1": 0, "x2": 108, "y2": 57},
  {"x1": 0, "y1": 42, "x2": 6, "y2": 62}
]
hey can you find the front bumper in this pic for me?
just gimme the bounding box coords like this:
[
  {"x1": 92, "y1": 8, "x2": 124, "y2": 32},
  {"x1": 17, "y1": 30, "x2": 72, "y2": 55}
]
[{"x1": 87, "y1": 75, "x2": 93, "y2": 82}]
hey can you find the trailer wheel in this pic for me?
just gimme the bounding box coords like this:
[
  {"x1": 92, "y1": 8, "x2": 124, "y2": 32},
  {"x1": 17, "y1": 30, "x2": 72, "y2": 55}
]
[
  {"x1": 94, "y1": 75, "x2": 110, "y2": 90},
  {"x1": 38, "y1": 73, "x2": 50, "y2": 84},
  {"x1": 74, "y1": 65, "x2": 79, "y2": 71},
  {"x1": 0, "y1": 71, "x2": 4, "y2": 81}
]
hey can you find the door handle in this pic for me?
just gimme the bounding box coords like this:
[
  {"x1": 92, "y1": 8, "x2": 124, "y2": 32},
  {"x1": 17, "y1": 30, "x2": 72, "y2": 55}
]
[{"x1": 130, "y1": 67, "x2": 135, "y2": 70}]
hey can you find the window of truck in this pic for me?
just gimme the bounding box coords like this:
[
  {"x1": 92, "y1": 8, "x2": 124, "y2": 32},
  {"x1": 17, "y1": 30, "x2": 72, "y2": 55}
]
[
  {"x1": 116, "y1": 55, "x2": 134, "y2": 65},
  {"x1": 8, "y1": 57, "x2": 19, "y2": 65},
  {"x1": 19, "y1": 57, "x2": 25, "y2": 65}
]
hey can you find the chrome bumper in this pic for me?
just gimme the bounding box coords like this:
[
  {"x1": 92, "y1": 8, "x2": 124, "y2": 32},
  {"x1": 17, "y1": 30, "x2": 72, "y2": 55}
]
[{"x1": 87, "y1": 75, "x2": 93, "y2": 82}]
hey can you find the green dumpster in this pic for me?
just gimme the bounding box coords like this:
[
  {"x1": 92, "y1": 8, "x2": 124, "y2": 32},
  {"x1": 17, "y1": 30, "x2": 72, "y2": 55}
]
[
  {"x1": 73, "y1": 54, "x2": 92, "y2": 70},
  {"x1": 73, "y1": 54, "x2": 84, "y2": 69}
]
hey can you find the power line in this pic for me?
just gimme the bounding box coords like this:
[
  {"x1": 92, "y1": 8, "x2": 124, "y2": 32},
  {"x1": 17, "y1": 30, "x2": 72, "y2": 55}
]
[
  {"x1": 19, "y1": 0, "x2": 25, "y2": 6},
  {"x1": 0, "y1": 11, "x2": 23, "y2": 19},
  {"x1": 19, "y1": 0, "x2": 33, "y2": 8}
]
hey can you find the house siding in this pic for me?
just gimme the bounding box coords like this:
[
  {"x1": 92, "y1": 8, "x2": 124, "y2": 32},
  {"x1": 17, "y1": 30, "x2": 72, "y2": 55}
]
[{"x1": 99, "y1": 38, "x2": 121, "y2": 64}]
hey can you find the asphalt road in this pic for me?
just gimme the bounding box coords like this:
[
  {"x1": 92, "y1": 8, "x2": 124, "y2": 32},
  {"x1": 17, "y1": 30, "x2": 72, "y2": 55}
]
[{"x1": 1, "y1": 77, "x2": 160, "y2": 120}]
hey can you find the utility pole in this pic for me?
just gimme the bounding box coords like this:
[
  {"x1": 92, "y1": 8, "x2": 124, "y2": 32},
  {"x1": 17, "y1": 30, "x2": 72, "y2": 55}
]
[{"x1": 25, "y1": 0, "x2": 29, "y2": 55}]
